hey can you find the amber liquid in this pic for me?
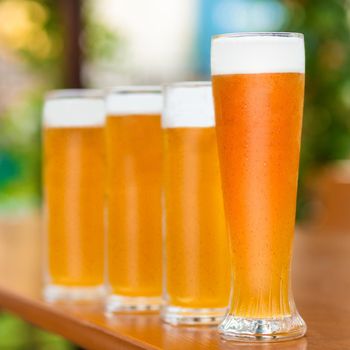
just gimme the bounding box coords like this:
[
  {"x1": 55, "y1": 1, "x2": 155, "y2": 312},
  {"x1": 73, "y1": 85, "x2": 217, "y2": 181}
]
[
  {"x1": 106, "y1": 115, "x2": 162, "y2": 297},
  {"x1": 164, "y1": 127, "x2": 231, "y2": 309},
  {"x1": 212, "y1": 73, "x2": 305, "y2": 318},
  {"x1": 44, "y1": 127, "x2": 105, "y2": 286}
]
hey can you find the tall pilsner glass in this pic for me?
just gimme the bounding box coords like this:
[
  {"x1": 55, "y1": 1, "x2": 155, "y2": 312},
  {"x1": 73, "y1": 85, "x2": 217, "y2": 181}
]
[
  {"x1": 211, "y1": 33, "x2": 307, "y2": 341},
  {"x1": 43, "y1": 90, "x2": 105, "y2": 302}
]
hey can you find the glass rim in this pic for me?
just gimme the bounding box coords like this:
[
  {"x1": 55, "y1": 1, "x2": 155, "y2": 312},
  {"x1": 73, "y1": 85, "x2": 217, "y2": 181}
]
[
  {"x1": 212, "y1": 32, "x2": 304, "y2": 40},
  {"x1": 45, "y1": 89, "x2": 103, "y2": 101},
  {"x1": 163, "y1": 81, "x2": 211, "y2": 89},
  {"x1": 107, "y1": 86, "x2": 161, "y2": 95}
]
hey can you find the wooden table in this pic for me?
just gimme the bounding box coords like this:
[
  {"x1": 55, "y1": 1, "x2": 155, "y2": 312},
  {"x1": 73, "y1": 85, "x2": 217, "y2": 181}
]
[{"x1": 0, "y1": 213, "x2": 349, "y2": 350}]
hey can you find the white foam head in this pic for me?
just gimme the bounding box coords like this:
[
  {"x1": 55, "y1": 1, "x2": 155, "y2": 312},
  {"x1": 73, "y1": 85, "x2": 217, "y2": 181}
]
[
  {"x1": 106, "y1": 86, "x2": 162, "y2": 116},
  {"x1": 162, "y1": 82, "x2": 215, "y2": 128},
  {"x1": 43, "y1": 90, "x2": 105, "y2": 128},
  {"x1": 211, "y1": 32, "x2": 305, "y2": 75}
]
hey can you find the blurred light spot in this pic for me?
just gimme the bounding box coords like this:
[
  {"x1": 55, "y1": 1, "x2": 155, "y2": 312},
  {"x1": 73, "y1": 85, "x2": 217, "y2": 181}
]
[
  {"x1": 29, "y1": 30, "x2": 51, "y2": 59},
  {"x1": 27, "y1": 1, "x2": 48, "y2": 25},
  {"x1": 0, "y1": 0, "x2": 50, "y2": 58},
  {"x1": 0, "y1": 1, "x2": 34, "y2": 45}
]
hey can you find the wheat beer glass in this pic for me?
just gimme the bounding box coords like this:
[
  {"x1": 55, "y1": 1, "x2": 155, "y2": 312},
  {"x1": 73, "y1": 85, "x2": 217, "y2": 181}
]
[
  {"x1": 162, "y1": 82, "x2": 231, "y2": 325},
  {"x1": 105, "y1": 87, "x2": 163, "y2": 313},
  {"x1": 211, "y1": 33, "x2": 306, "y2": 341},
  {"x1": 43, "y1": 90, "x2": 105, "y2": 302}
]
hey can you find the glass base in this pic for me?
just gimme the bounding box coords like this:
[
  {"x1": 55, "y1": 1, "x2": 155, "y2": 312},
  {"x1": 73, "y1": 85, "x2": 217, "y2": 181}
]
[
  {"x1": 43, "y1": 284, "x2": 106, "y2": 303},
  {"x1": 106, "y1": 295, "x2": 162, "y2": 314},
  {"x1": 161, "y1": 305, "x2": 227, "y2": 326},
  {"x1": 219, "y1": 314, "x2": 306, "y2": 342}
]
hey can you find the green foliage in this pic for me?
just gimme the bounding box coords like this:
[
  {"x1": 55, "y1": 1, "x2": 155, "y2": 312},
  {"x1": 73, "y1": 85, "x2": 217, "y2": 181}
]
[
  {"x1": 0, "y1": 312, "x2": 74, "y2": 349},
  {"x1": 0, "y1": 0, "x2": 63, "y2": 79},
  {"x1": 0, "y1": 312, "x2": 32, "y2": 347},
  {"x1": 82, "y1": 0, "x2": 120, "y2": 61},
  {"x1": 282, "y1": 0, "x2": 350, "y2": 219},
  {"x1": 0, "y1": 93, "x2": 42, "y2": 212},
  {"x1": 0, "y1": 0, "x2": 119, "y2": 212},
  {"x1": 34, "y1": 328, "x2": 76, "y2": 350}
]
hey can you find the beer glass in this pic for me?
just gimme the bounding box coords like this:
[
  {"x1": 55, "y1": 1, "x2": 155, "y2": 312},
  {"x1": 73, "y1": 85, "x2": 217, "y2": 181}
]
[
  {"x1": 211, "y1": 33, "x2": 307, "y2": 341},
  {"x1": 43, "y1": 90, "x2": 105, "y2": 302},
  {"x1": 161, "y1": 82, "x2": 231, "y2": 325},
  {"x1": 105, "y1": 87, "x2": 163, "y2": 313}
]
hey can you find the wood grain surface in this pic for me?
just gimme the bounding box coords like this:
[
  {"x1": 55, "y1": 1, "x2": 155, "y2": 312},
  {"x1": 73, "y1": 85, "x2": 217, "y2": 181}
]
[{"x1": 0, "y1": 213, "x2": 349, "y2": 350}]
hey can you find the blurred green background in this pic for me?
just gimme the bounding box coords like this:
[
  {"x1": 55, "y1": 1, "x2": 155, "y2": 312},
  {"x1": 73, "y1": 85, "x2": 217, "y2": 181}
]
[
  {"x1": 0, "y1": 312, "x2": 74, "y2": 349},
  {"x1": 0, "y1": 0, "x2": 350, "y2": 347},
  {"x1": 1, "y1": 0, "x2": 350, "y2": 218}
]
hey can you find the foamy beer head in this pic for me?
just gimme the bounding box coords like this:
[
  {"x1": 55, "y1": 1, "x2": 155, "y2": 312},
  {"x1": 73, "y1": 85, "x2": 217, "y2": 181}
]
[
  {"x1": 105, "y1": 86, "x2": 162, "y2": 116},
  {"x1": 211, "y1": 32, "x2": 305, "y2": 75},
  {"x1": 43, "y1": 89, "x2": 105, "y2": 128},
  {"x1": 162, "y1": 82, "x2": 214, "y2": 128}
]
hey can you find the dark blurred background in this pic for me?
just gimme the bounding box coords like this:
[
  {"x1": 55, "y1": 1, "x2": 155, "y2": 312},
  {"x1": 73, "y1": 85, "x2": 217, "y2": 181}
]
[{"x1": 0, "y1": 0, "x2": 350, "y2": 348}]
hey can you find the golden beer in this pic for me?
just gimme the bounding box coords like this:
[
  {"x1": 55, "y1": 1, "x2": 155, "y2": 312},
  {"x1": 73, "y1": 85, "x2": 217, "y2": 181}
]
[
  {"x1": 43, "y1": 90, "x2": 105, "y2": 302},
  {"x1": 211, "y1": 33, "x2": 306, "y2": 341},
  {"x1": 105, "y1": 87, "x2": 163, "y2": 312},
  {"x1": 162, "y1": 82, "x2": 230, "y2": 325}
]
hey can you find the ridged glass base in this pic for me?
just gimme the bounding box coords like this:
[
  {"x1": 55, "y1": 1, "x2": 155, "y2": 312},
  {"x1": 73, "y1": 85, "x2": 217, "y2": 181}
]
[
  {"x1": 44, "y1": 284, "x2": 106, "y2": 303},
  {"x1": 219, "y1": 314, "x2": 306, "y2": 342},
  {"x1": 106, "y1": 295, "x2": 162, "y2": 314},
  {"x1": 161, "y1": 306, "x2": 227, "y2": 326}
]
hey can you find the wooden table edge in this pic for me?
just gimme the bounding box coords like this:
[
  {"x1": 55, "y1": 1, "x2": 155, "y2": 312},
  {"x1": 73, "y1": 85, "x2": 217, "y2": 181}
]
[{"x1": 0, "y1": 287, "x2": 161, "y2": 350}]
